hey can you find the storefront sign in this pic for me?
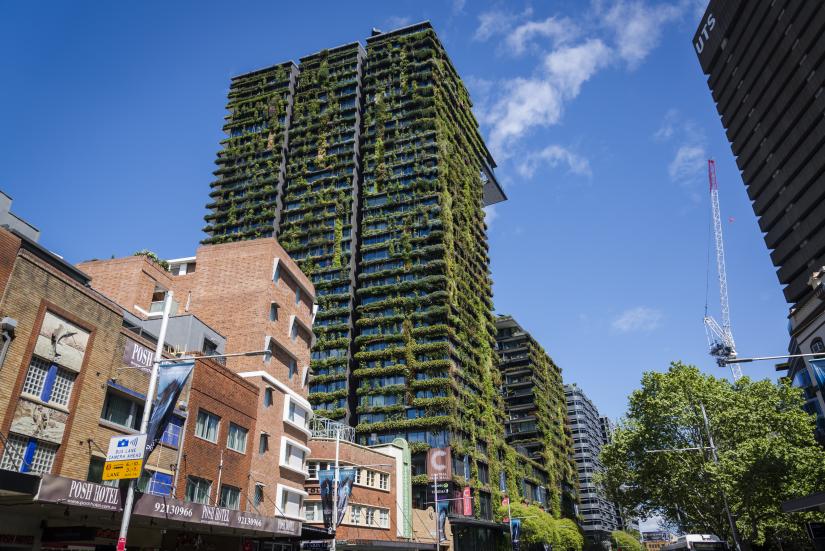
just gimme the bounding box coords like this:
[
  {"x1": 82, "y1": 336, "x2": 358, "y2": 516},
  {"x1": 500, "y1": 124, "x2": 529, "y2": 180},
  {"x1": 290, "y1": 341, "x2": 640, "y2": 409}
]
[
  {"x1": 301, "y1": 541, "x2": 332, "y2": 550},
  {"x1": 36, "y1": 475, "x2": 123, "y2": 511},
  {"x1": 123, "y1": 338, "x2": 154, "y2": 370},
  {"x1": 133, "y1": 494, "x2": 301, "y2": 537},
  {"x1": 462, "y1": 486, "x2": 472, "y2": 516}
]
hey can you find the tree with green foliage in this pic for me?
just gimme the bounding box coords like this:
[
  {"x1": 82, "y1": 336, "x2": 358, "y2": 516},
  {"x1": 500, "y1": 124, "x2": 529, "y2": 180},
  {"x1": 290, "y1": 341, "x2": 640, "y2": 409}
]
[
  {"x1": 601, "y1": 362, "x2": 825, "y2": 550},
  {"x1": 611, "y1": 531, "x2": 643, "y2": 551},
  {"x1": 498, "y1": 502, "x2": 584, "y2": 551}
]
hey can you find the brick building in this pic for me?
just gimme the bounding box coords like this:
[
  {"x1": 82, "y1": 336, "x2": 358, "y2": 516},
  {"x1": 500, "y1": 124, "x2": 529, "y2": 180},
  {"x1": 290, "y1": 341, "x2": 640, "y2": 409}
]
[
  {"x1": 0, "y1": 225, "x2": 303, "y2": 549},
  {"x1": 303, "y1": 419, "x2": 436, "y2": 551},
  {"x1": 78, "y1": 237, "x2": 317, "y2": 524}
]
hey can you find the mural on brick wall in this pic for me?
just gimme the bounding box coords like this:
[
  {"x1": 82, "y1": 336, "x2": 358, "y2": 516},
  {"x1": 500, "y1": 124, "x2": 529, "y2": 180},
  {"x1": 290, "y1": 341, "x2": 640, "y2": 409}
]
[{"x1": 34, "y1": 312, "x2": 90, "y2": 372}]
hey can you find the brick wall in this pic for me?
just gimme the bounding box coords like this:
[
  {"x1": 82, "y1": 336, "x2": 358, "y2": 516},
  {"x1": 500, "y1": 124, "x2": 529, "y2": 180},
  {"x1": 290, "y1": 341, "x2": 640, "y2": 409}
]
[
  {"x1": 77, "y1": 255, "x2": 172, "y2": 316},
  {"x1": 305, "y1": 439, "x2": 400, "y2": 542},
  {"x1": 176, "y1": 357, "x2": 258, "y2": 510}
]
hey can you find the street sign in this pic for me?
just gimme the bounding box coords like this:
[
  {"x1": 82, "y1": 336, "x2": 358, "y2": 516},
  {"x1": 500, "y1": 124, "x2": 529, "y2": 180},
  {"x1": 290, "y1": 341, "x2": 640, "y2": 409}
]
[
  {"x1": 106, "y1": 434, "x2": 147, "y2": 462},
  {"x1": 102, "y1": 459, "x2": 143, "y2": 481}
]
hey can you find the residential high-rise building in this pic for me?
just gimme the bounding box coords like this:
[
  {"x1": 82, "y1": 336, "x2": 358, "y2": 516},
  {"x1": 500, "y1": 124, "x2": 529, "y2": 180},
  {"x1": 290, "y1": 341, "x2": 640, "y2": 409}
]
[
  {"x1": 200, "y1": 21, "x2": 508, "y2": 542},
  {"x1": 565, "y1": 384, "x2": 622, "y2": 545},
  {"x1": 495, "y1": 315, "x2": 577, "y2": 518},
  {"x1": 694, "y1": 1, "x2": 825, "y2": 433}
]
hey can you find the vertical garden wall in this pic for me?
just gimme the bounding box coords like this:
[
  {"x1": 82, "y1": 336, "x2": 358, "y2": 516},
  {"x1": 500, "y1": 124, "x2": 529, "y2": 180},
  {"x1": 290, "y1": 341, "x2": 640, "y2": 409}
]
[
  {"x1": 278, "y1": 44, "x2": 365, "y2": 421},
  {"x1": 203, "y1": 62, "x2": 295, "y2": 243}
]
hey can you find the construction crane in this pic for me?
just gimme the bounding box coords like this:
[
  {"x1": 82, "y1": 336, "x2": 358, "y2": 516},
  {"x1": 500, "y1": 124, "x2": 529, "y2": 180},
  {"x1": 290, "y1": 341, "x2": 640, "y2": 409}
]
[{"x1": 704, "y1": 159, "x2": 742, "y2": 380}]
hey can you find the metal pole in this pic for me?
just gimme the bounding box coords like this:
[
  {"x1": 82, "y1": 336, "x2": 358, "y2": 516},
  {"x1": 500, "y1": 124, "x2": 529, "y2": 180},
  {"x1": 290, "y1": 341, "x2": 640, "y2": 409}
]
[
  {"x1": 433, "y1": 474, "x2": 440, "y2": 547},
  {"x1": 507, "y1": 496, "x2": 513, "y2": 548},
  {"x1": 700, "y1": 403, "x2": 743, "y2": 551},
  {"x1": 725, "y1": 351, "x2": 825, "y2": 364},
  {"x1": 331, "y1": 426, "x2": 340, "y2": 551},
  {"x1": 116, "y1": 291, "x2": 173, "y2": 551}
]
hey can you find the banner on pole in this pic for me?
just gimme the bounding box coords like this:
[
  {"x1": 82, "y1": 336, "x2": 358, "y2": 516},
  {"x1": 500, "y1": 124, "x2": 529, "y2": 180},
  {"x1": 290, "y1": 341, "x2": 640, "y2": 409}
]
[
  {"x1": 512, "y1": 518, "x2": 522, "y2": 551},
  {"x1": 144, "y1": 360, "x2": 194, "y2": 460},
  {"x1": 318, "y1": 468, "x2": 356, "y2": 534}
]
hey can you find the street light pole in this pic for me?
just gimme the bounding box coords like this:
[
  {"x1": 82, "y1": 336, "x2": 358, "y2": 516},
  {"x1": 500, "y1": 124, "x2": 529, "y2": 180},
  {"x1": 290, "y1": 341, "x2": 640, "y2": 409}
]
[
  {"x1": 700, "y1": 404, "x2": 744, "y2": 551},
  {"x1": 116, "y1": 291, "x2": 173, "y2": 551}
]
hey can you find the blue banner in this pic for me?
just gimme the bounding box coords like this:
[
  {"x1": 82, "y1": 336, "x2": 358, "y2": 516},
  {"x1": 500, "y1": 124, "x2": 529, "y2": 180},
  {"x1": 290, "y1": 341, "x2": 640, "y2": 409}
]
[
  {"x1": 512, "y1": 517, "x2": 522, "y2": 550},
  {"x1": 319, "y1": 467, "x2": 356, "y2": 534},
  {"x1": 437, "y1": 495, "x2": 450, "y2": 542},
  {"x1": 811, "y1": 359, "x2": 825, "y2": 390},
  {"x1": 144, "y1": 360, "x2": 194, "y2": 460}
]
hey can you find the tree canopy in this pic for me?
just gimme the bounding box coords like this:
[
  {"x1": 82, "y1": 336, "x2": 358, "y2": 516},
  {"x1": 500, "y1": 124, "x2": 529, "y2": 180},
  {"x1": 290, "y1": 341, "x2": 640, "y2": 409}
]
[
  {"x1": 611, "y1": 530, "x2": 643, "y2": 551},
  {"x1": 601, "y1": 362, "x2": 825, "y2": 549},
  {"x1": 499, "y1": 501, "x2": 584, "y2": 551}
]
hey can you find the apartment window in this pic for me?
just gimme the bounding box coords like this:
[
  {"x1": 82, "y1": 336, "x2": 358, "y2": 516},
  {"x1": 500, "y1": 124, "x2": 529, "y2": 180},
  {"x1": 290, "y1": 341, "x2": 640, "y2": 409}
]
[
  {"x1": 379, "y1": 508, "x2": 389, "y2": 528},
  {"x1": 366, "y1": 470, "x2": 375, "y2": 487},
  {"x1": 227, "y1": 423, "x2": 248, "y2": 453},
  {"x1": 259, "y1": 433, "x2": 269, "y2": 454},
  {"x1": 305, "y1": 501, "x2": 322, "y2": 522},
  {"x1": 289, "y1": 358, "x2": 297, "y2": 379},
  {"x1": 264, "y1": 387, "x2": 274, "y2": 407},
  {"x1": 287, "y1": 399, "x2": 308, "y2": 428},
  {"x1": 273, "y1": 262, "x2": 280, "y2": 284},
  {"x1": 160, "y1": 415, "x2": 184, "y2": 448},
  {"x1": 185, "y1": 476, "x2": 212, "y2": 504},
  {"x1": 307, "y1": 462, "x2": 318, "y2": 479},
  {"x1": 379, "y1": 472, "x2": 389, "y2": 490},
  {"x1": 101, "y1": 390, "x2": 143, "y2": 430},
  {"x1": 149, "y1": 285, "x2": 175, "y2": 314},
  {"x1": 202, "y1": 338, "x2": 218, "y2": 356},
  {"x1": 278, "y1": 485, "x2": 305, "y2": 518},
  {"x1": 220, "y1": 485, "x2": 241, "y2": 510},
  {"x1": 22, "y1": 356, "x2": 76, "y2": 406},
  {"x1": 354, "y1": 469, "x2": 362, "y2": 485},
  {"x1": 0, "y1": 434, "x2": 56, "y2": 474},
  {"x1": 147, "y1": 471, "x2": 173, "y2": 496},
  {"x1": 281, "y1": 438, "x2": 308, "y2": 473},
  {"x1": 290, "y1": 322, "x2": 299, "y2": 342},
  {"x1": 270, "y1": 303, "x2": 279, "y2": 322},
  {"x1": 295, "y1": 286, "x2": 301, "y2": 305},
  {"x1": 254, "y1": 484, "x2": 264, "y2": 507},
  {"x1": 350, "y1": 505, "x2": 363, "y2": 525},
  {"x1": 195, "y1": 410, "x2": 220, "y2": 442},
  {"x1": 812, "y1": 338, "x2": 825, "y2": 354},
  {"x1": 365, "y1": 507, "x2": 375, "y2": 526}
]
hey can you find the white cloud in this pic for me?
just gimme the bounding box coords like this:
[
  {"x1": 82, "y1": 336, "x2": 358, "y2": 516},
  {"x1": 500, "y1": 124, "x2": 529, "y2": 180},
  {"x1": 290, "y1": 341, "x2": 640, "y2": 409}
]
[
  {"x1": 384, "y1": 16, "x2": 412, "y2": 29},
  {"x1": 654, "y1": 109, "x2": 679, "y2": 141},
  {"x1": 600, "y1": 1, "x2": 683, "y2": 68},
  {"x1": 452, "y1": 0, "x2": 466, "y2": 14},
  {"x1": 611, "y1": 307, "x2": 663, "y2": 333},
  {"x1": 474, "y1": 8, "x2": 533, "y2": 41},
  {"x1": 544, "y1": 39, "x2": 611, "y2": 97},
  {"x1": 507, "y1": 16, "x2": 579, "y2": 54},
  {"x1": 484, "y1": 204, "x2": 499, "y2": 227},
  {"x1": 486, "y1": 78, "x2": 564, "y2": 158},
  {"x1": 668, "y1": 144, "x2": 706, "y2": 182},
  {"x1": 517, "y1": 145, "x2": 592, "y2": 178}
]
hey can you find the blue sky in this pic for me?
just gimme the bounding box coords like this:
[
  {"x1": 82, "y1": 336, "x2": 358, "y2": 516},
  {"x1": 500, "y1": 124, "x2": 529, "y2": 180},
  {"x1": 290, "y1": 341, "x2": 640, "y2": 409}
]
[{"x1": 1, "y1": 1, "x2": 790, "y2": 420}]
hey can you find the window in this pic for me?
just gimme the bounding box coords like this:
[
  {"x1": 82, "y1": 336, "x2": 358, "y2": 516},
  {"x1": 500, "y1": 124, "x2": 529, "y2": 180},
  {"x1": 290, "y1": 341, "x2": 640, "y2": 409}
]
[
  {"x1": 305, "y1": 501, "x2": 322, "y2": 522},
  {"x1": 365, "y1": 507, "x2": 375, "y2": 526},
  {"x1": 286, "y1": 398, "x2": 308, "y2": 428},
  {"x1": 0, "y1": 434, "x2": 57, "y2": 474},
  {"x1": 379, "y1": 472, "x2": 389, "y2": 490},
  {"x1": 0, "y1": 434, "x2": 28, "y2": 471},
  {"x1": 227, "y1": 423, "x2": 248, "y2": 453},
  {"x1": 280, "y1": 438, "x2": 308, "y2": 474},
  {"x1": 289, "y1": 358, "x2": 297, "y2": 379},
  {"x1": 273, "y1": 262, "x2": 280, "y2": 284},
  {"x1": 307, "y1": 462, "x2": 318, "y2": 479},
  {"x1": 350, "y1": 505, "x2": 363, "y2": 525},
  {"x1": 254, "y1": 484, "x2": 264, "y2": 507},
  {"x1": 147, "y1": 471, "x2": 173, "y2": 496},
  {"x1": 366, "y1": 470, "x2": 375, "y2": 486},
  {"x1": 379, "y1": 508, "x2": 389, "y2": 528},
  {"x1": 220, "y1": 485, "x2": 241, "y2": 510},
  {"x1": 295, "y1": 286, "x2": 301, "y2": 305},
  {"x1": 812, "y1": 338, "x2": 825, "y2": 354},
  {"x1": 21, "y1": 356, "x2": 76, "y2": 406},
  {"x1": 290, "y1": 322, "x2": 299, "y2": 342},
  {"x1": 264, "y1": 387, "x2": 274, "y2": 407},
  {"x1": 160, "y1": 415, "x2": 184, "y2": 448},
  {"x1": 101, "y1": 390, "x2": 143, "y2": 430},
  {"x1": 150, "y1": 285, "x2": 168, "y2": 313},
  {"x1": 186, "y1": 476, "x2": 212, "y2": 504},
  {"x1": 278, "y1": 485, "x2": 305, "y2": 518},
  {"x1": 195, "y1": 410, "x2": 220, "y2": 443},
  {"x1": 270, "y1": 303, "x2": 279, "y2": 322},
  {"x1": 354, "y1": 469, "x2": 362, "y2": 485},
  {"x1": 202, "y1": 338, "x2": 218, "y2": 356}
]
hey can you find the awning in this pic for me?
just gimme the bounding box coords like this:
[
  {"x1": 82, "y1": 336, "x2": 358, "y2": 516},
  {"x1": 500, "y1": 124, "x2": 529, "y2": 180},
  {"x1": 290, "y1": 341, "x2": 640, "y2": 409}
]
[{"x1": 781, "y1": 492, "x2": 825, "y2": 513}]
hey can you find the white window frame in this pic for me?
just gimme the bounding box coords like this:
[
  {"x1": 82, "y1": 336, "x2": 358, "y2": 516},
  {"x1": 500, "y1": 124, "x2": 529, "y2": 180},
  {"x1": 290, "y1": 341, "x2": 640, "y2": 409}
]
[
  {"x1": 194, "y1": 410, "x2": 220, "y2": 443},
  {"x1": 279, "y1": 436, "x2": 310, "y2": 477},
  {"x1": 274, "y1": 483, "x2": 307, "y2": 521},
  {"x1": 283, "y1": 395, "x2": 312, "y2": 436},
  {"x1": 226, "y1": 423, "x2": 248, "y2": 454},
  {"x1": 304, "y1": 500, "x2": 322, "y2": 523}
]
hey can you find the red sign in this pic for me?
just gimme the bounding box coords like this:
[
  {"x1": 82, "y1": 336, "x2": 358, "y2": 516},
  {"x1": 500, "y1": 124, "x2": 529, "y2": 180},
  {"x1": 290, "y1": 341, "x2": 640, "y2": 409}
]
[
  {"x1": 503, "y1": 517, "x2": 510, "y2": 524},
  {"x1": 502, "y1": 496, "x2": 510, "y2": 507},
  {"x1": 117, "y1": 537, "x2": 126, "y2": 551},
  {"x1": 462, "y1": 486, "x2": 472, "y2": 516}
]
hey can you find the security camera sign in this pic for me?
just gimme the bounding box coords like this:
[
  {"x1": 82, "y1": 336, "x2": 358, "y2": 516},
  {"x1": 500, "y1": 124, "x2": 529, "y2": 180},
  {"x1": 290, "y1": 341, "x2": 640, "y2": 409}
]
[{"x1": 106, "y1": 434, "x2": 147, "y2": 462}]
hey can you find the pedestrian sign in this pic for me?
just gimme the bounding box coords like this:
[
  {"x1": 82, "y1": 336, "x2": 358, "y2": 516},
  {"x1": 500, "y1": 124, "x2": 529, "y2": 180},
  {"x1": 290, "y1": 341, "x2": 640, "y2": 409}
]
[{"x1": 102, "y1": 459, "x2": 143, "y2": 480}]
